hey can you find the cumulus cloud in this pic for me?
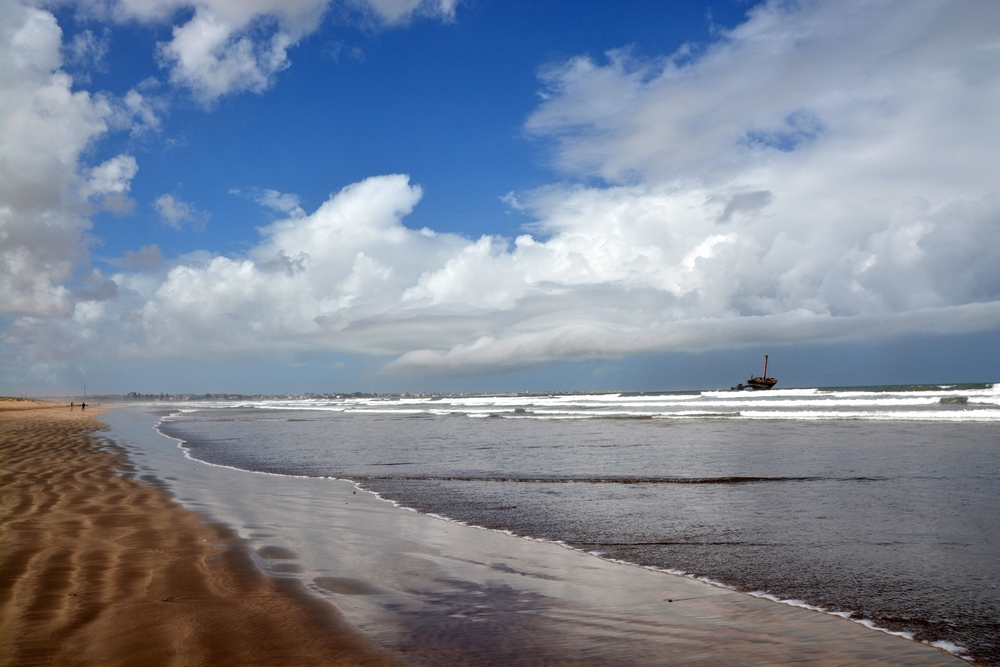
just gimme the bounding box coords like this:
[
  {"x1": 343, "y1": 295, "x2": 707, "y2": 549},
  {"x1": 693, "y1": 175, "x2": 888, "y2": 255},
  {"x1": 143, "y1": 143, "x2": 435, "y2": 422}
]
[
  {"x1": 10, "y1": 175, "x2": 469, "y2": 363},
  {"x1": 0, "y1": 2, "x2": 156, "y2": 321},
  {"x1": 4, "y1": 0, "x2": 1000, "y2": 380},
  {"x1": 81, "y1": 154, "x2": 138, "y2": 199},
  {"x1": 78, "y1": 0, "x2": 459, "y2": 103},
  {"x1": 155, "y1": 8, "x2": 295, "y2": 103},
  {"x1": 0, "y1": 3, "x2": 120, "y2": 317}
]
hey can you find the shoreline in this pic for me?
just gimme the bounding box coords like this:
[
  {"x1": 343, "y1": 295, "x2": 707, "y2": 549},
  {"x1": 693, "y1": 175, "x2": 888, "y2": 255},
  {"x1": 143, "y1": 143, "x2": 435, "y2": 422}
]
[
  {"x1": 150, "y1": 405, "x2": 979, "y2": 663},
  {"x1": 121, "y1": 405, "x2": 968, "y2": 666},
  {"x1": 0, "y1": 400, "x2": 398, "y2": 666},
  {"x1": 2, "y1": 401, "x2": 975, "y2": 666},
  {"x1": 359, "y1": 483, "x2": 970, "y2": 658}
]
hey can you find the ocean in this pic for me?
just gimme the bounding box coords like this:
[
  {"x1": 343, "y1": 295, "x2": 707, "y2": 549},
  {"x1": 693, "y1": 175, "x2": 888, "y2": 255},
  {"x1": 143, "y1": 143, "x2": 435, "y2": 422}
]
[{"x1": 106, "y1": 384, "x2": 999, "y2": 665}]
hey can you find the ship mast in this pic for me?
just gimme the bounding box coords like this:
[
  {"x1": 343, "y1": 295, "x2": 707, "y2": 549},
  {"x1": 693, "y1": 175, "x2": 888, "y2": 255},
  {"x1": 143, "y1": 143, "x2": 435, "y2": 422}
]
[{"x1": 763, "y1": 355, "x2": 769, "y2": 379}]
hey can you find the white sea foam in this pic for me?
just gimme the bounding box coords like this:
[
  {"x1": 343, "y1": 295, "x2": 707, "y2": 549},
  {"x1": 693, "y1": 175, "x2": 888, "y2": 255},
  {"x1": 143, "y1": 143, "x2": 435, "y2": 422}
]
[
  {"x1": 739, "y1": 409, "x2": 1000, "y2": 422},
  {"x1": 928, "y1": 640, "x2": 969, "y2": 657},
  {"x1": 145, "y1": 383, "x2": 998, "y2": 413},
  {"x1": 136, "y1": 384, "x2": 1000, "y2": 423}
]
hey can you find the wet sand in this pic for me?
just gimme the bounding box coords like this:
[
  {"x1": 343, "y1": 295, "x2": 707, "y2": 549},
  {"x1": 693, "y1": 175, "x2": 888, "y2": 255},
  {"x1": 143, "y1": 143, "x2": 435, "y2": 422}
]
[
  {"x1": 112, "y1": 407, "x2": 970, "y2": 667},
  {"x1": 0, "y1": 400, "x2": 398, "y2": 667},
  {"x1": 1, "y1": 400, "x2": 970, "y2": 666}
]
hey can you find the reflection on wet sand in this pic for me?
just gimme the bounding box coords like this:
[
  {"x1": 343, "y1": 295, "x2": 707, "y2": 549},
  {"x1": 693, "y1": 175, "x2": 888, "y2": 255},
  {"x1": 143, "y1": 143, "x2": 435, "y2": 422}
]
[{"x1": 106, "y1": 407, "x2": 964, "y2": 667}]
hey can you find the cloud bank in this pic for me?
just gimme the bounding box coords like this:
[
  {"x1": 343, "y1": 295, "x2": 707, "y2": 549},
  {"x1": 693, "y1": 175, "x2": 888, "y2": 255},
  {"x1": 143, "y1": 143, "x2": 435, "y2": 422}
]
[
  {"x1": 3, "y1": 0, "x2": 999, "y2": 382},
  {"x1": 0, "y1": 3, "x2": 144, "y2": 318}
]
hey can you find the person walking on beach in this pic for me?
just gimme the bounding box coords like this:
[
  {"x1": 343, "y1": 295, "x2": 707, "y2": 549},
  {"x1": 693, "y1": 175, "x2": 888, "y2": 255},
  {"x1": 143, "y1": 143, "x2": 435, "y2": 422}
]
[
  {"x1": 81, "y1": 402, "x2": 86, "y2": 411},
  {"x1": 70, "y1": 402, "x2": 74, "y2": 410}
]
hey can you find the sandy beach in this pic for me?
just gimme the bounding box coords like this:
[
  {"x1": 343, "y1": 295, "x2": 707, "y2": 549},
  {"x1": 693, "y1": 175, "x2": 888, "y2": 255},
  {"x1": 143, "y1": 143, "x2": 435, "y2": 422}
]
[
  {"x1": 2, "y1": 400, "x2": 972, "y2": 666},
  {"x1": 0, "y1": 400, "x2": 398, "y2": 667}
]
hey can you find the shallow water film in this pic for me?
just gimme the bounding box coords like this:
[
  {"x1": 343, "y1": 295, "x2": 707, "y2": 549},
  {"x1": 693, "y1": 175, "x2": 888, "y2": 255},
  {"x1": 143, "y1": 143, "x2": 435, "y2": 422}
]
[{"x1": 157, "y1": 384, "x2": 1000, "y2": 664}]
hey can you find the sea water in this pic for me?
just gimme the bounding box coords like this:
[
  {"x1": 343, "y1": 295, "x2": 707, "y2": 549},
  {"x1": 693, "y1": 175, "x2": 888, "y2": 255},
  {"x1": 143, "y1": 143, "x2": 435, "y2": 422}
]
[{"x1": 117, "y1": 384, "x2": 999, "y2": 665}]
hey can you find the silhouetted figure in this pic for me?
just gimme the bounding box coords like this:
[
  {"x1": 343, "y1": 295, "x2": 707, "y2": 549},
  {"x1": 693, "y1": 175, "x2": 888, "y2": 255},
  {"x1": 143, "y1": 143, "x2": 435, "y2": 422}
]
[
  {"x1": 70, "y1": 402, "x2": 74, "y2": 410},
  {"x1": 81, "y1": 402, "x2": 86, "y2": 411}
]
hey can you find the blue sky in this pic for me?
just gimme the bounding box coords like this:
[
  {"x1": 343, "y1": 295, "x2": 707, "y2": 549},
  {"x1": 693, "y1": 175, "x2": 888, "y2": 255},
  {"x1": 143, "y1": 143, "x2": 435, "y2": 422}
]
[
  {"x1": 1, "y1": 0, "x2": 999, "y2": 395},
  {"x1": 79, "y1": 0, "x2": 752, "y2": 255}
]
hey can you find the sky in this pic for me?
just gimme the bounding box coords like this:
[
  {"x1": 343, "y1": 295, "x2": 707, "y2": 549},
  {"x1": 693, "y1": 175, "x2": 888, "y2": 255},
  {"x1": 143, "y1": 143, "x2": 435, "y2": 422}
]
[{"x1": 1, "y1": 0, "x2": 999, "y2": 396}]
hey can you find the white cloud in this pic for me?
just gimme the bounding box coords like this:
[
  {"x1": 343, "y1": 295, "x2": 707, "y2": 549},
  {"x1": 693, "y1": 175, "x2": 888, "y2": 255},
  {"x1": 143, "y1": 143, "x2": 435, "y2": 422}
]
[
  {"x1": 81, "y1": 154, "x2": 138, "y2": 199},
  {"x1": 1, "y1": 0, "x2": 453, "y2": 378},
  {"x1": 4, "y1": 0, "x2": 1000, "y2": 381},
  {"x1": 350, "y1": 0, "x2": 458, "y2": 25},
  {"x1": 79, "y1": 0, "x2": 460, "y2": 103},
  {"x1": 254, "y1": 188, "x2": 304, "y2": 217},
  {"x1": 105, "y1": 175, "x2": 470, "y2": 358},
  {"x1": 156, "y1": 8, "x2": 294, "y2": 103},
  {"x1": 63, "y1": 28, "x2": 109, "y2": 69},
  {"x1": 153, "y1": 193, "x2": 209, "y2": 230},
  {"x1": 528, "y1": 1, "x2": 1000, "y2": 185},
  {"x1": 0, "y1": 3, "x2": 153, "y2": 320},
  {"x1": 0, "y1": 3, "x2": 110, "y2": 317},
  {"x1": 120, "y1": 80, "x2": 166, "y2": 135}
]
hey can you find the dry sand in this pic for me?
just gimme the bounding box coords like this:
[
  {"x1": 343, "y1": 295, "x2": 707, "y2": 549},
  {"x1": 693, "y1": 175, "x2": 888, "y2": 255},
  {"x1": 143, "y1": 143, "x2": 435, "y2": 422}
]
[{"x1": 0, "y1": 399, "x2": 399, "y2": 667}]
